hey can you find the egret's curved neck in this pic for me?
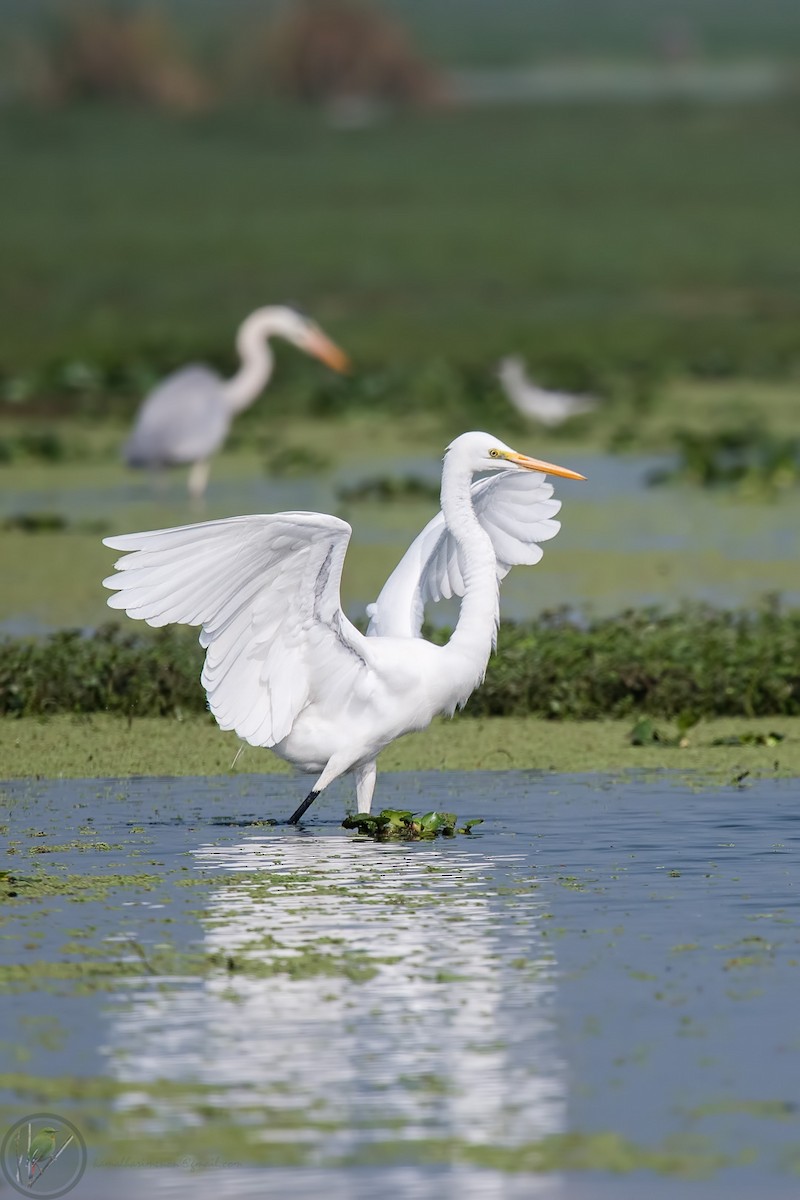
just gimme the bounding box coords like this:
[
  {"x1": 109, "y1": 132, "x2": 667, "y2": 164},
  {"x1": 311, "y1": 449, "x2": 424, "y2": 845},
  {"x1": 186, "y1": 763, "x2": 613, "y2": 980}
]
[
  {"x1": 221, "y1": 318, "x2": 275, "y2": 414},
  {"x1": 439, "y1": 455, "x2": 499, "y2": 707}
]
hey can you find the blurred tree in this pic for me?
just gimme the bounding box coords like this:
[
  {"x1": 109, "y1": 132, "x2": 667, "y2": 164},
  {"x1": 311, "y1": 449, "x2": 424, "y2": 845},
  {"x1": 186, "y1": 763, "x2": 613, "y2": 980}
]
[
  {"x1": 20, "y1": 3, "x2": 212, "y2": 113},
  {"x1": 257, "y1": 0, "x2": 443, "y2": 108}
]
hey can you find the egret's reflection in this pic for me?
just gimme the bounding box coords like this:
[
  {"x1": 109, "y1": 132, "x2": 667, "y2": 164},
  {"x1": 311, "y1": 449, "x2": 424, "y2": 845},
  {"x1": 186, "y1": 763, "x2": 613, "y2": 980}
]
[{"x1": 105, "y1": 831, "x2": 566, "y2": 1157}]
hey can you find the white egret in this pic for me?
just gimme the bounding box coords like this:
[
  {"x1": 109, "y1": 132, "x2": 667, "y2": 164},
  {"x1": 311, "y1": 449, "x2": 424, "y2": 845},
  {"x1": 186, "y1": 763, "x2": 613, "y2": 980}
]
[
  {"x1": 124, "y1": 306, "x2": 349, "y2": 500},
  {"x1": 498, "y1": 355, "x2": 598, "y2": 427},
  {"x1": 103, "y1": 431, "x2": 584, "y2": 823}
]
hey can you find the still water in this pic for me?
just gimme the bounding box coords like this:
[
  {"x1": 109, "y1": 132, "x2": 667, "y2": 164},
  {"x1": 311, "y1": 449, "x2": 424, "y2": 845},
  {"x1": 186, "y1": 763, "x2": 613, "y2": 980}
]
[
  {"x1": 2, "y1": 450, "x2": 799, "y2": 636},
  {"x1": 1, "y1": 770, "x2": 799, "y2": 1198}
]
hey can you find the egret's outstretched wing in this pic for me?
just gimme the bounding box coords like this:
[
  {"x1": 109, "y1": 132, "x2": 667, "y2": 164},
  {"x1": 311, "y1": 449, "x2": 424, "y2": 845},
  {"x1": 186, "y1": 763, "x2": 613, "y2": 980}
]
[
  {"x1": 103, "y1": 514, "x2": 370, "y2": 747},
  {"x1": 124, "y1": 366, "x2": 230, "y2": 467},
  {"x1": 367, "y1": 471, "x2": 561, "y2": 638}
]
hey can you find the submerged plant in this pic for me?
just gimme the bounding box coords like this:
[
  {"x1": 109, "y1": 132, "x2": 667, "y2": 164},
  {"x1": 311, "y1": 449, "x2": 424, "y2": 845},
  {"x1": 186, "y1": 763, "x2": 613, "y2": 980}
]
[{"x1": 342, "y1": 808, "x2": 482, "y2": 840}]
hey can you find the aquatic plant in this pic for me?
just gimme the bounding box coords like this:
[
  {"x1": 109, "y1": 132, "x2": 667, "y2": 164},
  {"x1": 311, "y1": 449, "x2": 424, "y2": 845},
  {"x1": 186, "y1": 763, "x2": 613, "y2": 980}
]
[
  {"x1": 342, "y1": 809, "x2": 482, "y2": 839},
  {"x1": 1, "y1": 512, "x2": 108, "y2": 535},
  {"x1": 1, "y1": 604, "x2": 798, "y2": 720},
  {"x1": 648, "y1": 426, "x2": 800, "y2": 493},
  {"x1": 336, "y1": 475, "x2": 440, "y2": 503}
]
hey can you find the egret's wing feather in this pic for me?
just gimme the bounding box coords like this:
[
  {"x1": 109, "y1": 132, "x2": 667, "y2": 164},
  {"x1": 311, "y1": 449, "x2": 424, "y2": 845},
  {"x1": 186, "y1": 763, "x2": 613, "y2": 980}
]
[
  {"x1": 367, "y1": 471, "x2": 561, "y2": 638},
  {"x1": 103, "y1": 513, "x2": 369, "y2": 747},
  {"x1": 124, "y1": 366, "x2": 230, "y2": 466}
]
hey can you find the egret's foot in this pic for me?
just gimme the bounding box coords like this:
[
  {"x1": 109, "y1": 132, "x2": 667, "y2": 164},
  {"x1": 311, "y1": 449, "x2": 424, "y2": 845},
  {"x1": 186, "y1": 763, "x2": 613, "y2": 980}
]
[{"x1": 288, "y1": 790, "x2": 319, "y2": 825}]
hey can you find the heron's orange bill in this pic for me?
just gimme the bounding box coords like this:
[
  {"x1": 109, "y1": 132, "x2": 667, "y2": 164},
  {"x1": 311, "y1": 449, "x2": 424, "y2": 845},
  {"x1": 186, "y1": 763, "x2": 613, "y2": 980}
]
[
  {"x1": 507, "y1": 451, "x2": 586, "y2": 481},
  {"x1": 309, "y1": 332, "x2": 350, "y2": 373}
]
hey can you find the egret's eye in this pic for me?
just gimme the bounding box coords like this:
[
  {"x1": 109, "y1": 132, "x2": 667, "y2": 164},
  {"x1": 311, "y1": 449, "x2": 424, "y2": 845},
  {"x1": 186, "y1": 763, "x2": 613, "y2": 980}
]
[{"x1": 489, "y1": 448, "x2": 501, "y2": 458}]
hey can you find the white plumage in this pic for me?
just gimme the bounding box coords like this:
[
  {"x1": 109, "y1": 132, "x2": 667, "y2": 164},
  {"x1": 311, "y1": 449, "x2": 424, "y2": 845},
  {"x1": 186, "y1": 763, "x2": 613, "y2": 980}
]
[
  {"x1": 497, "y1": 355, "x2": 598, "y2": 427},
  {"x1": 367, "y1": 470, "x2": 562, "y2": 639},
  {"x1": 103, "y1": 431, "x2": 584, "y2": 822},
  {"x1": 124, "y1": 306, "x2": 349, "y2": 499}
]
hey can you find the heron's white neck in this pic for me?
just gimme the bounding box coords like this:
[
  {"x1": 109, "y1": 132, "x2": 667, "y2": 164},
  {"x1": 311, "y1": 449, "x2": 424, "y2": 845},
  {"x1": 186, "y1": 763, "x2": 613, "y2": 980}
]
[
  {"x1": 438, "y1": 455, "x2": 500, "y2": 711},
  {"x1": 221, "y1": 317, "x2": 276, "y2": 414}
]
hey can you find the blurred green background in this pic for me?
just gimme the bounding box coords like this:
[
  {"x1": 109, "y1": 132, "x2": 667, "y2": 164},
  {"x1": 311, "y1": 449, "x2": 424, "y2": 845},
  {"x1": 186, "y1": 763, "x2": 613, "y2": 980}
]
[{"x1": 1, "y1": 0, "x2": 799, "y2": 633}]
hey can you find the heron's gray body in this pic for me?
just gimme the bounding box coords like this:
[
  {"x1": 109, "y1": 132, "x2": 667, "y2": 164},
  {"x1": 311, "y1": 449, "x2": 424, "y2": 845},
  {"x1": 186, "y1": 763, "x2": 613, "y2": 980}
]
[
  {"x1": 121, "y1": 306, "x2": 348, "y2": 499},
  {"x1": 124, "y1": 366, "x2": 230, "y2": 468}
]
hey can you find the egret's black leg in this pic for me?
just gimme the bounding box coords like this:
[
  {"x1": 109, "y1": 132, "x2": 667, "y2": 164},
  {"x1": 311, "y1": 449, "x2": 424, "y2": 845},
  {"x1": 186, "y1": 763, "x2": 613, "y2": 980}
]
[{"x1": 288, "y1": 790, "x2": 319, "y2": 825}]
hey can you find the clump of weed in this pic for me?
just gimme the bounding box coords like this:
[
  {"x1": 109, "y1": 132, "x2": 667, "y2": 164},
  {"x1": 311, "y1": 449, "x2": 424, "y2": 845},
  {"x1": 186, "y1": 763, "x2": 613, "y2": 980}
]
[
  {"x1": 337, "y1": 475, "x2": 439, "y2": 503},
  {"x1": 342, "y1": 809, "x2": 482, "y2": 840},
  {"x1": 1, "y1": 604, "x2": 798, "y2": 721},
  {"x1": 648, "y1": 426, "x2": 800, "y2": 494}
]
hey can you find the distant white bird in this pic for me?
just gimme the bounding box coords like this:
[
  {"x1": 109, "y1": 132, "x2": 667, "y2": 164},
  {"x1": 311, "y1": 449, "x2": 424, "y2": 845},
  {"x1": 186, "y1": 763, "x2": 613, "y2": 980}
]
[
  {"x1": 124, "y1": 306, "x2": 349, "y2": 500},
  {"x1": 497, "y1": 356, "x2": 598, "y2": 427},
  {"x1": 103, "y1": 431, "x2": 584, "y2": 823}
]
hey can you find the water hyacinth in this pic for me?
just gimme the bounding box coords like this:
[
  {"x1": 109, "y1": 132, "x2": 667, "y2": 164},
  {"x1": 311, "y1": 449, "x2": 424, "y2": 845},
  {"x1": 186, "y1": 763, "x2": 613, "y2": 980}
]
[{"x1": 341, "y1": 809, "x2": 483, "y2": 840}]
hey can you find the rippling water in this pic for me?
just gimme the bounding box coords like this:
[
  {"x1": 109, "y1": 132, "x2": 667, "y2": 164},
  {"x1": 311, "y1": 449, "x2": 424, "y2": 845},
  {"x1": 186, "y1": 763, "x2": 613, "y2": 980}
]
[{"x1": 2, "y1": 771, "x2": 799, "y2": 1198}]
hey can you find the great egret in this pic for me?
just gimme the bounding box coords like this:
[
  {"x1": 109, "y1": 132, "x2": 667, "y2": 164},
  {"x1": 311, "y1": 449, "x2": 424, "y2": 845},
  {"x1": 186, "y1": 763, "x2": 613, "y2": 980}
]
[
  {"x1": 103, "y1": 431, "x2": 585, "y2": 822},
  {"x1": 498, "y1": 355, "x2": 598, "y2": 427},
  {"x1": 124, "y1": 306, "x2": 349, "y2": 499}
]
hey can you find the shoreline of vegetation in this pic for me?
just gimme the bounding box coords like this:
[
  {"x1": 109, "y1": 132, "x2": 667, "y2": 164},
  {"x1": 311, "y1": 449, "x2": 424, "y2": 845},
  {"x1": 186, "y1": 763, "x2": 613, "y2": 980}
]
[{"x1": 1, "y1": 605, "x2": 797, "y2": 722}]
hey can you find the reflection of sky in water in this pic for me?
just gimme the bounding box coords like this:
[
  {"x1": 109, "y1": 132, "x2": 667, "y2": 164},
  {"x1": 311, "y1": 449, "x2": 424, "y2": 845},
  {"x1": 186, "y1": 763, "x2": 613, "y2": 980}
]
[
  {"x1": 3, "y1": 773, "x2": 800, "y2": 1200},
  {"x1": 103, "y1": 832, "x2": 566, "y2": 1158}
]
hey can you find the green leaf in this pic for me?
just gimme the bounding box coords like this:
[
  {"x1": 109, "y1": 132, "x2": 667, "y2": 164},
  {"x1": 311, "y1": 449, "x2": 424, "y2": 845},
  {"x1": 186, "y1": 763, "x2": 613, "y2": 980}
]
[{"x1": 629, "y1": 717, "x2": 658, "y2": 746}]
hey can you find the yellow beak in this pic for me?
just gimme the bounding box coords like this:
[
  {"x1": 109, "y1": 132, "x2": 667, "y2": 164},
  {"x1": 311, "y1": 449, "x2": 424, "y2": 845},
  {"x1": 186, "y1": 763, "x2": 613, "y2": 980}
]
[
  {"x1": 506, "y1": 451, "x2": 586, "y2": 481},
  {"x1": 308, "y1": 331, "x2": 350, "y2": 373}
]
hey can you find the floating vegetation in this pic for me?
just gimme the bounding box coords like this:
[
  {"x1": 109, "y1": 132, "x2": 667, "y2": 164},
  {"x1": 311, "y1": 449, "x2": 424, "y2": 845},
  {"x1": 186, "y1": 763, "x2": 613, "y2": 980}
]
[
  {"x1": 336, "y1": 475, "x2": 440, "y2": 504},
  {"x1": 262, "y1": 442, "x2": 331, "y2": 477},
  {"x1": 711, "y1": 730, "x2": 785, "y2": 747},
  {"x1": 629, "y1": 713, "x2": 700, "y2": 748},
  {"x1": 0, "y1": 431, "x2": 68, "y2": 464},
  {"x1": 3, "y1": 511, "x2": 67, "y2": 533},
  {"x1": 2, "y1": 512, "x2": 109, "y2": 535},
  {"x1": 342, "y1": 808, "x2": 482, "y2": 840},
  {"x1": 647, "y1": 427, "x2": 800, "y2": 494}
]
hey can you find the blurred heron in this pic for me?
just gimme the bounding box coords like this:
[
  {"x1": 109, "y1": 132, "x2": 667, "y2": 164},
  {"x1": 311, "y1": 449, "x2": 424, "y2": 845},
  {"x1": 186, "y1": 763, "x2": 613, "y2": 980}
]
[
  {"x1": 497, "y1": 355, "x2": 598, "y2": 427},
  {"x1": 124, "y1": 306, "x2": 349, "y2": 499}
]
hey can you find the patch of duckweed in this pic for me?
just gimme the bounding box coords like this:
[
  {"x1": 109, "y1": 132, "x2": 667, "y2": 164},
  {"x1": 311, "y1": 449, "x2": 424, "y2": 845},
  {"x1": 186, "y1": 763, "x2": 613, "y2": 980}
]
[
  {"x1": 4, "y1": 869, "x2": 163, "y2": 903},
  {"x1": 335, "y1": 1130, "x2": 752, "y2": 1175},
  {"x1": 0, "y1": 1072, "x2": 757, "y2": 1177},
  {"x1": 212, "y1": 944, "x2": 392, "y2": 983},
  {"x1": 685, "y1": 1098, "x2": 798, "y2": 1121},
  {"x1": 4, "y1": 713, "x2": 800, "y2": 780},
  {"x1": 0, "y1": 939, "x2": 216, "y2": 993},
  {"x1": 26, "y1": 841, "x2": 119, "y2": 855}
]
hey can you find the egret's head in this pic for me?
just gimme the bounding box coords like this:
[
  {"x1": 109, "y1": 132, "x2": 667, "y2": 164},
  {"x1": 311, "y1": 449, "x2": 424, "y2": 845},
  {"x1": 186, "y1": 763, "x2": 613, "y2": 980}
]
[
  {"x1": 240, "y1": 306, "x2": 350, "y2": 372},
  {"x1": 447, "y1": 431, "x2": 586, "y2": 481}
]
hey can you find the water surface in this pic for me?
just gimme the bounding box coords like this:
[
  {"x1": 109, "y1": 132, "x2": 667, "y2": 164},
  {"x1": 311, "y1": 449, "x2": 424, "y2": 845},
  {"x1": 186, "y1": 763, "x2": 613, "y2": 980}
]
[{"x1": 2, "y1": 770, "x2": 799, "y2": 1197}]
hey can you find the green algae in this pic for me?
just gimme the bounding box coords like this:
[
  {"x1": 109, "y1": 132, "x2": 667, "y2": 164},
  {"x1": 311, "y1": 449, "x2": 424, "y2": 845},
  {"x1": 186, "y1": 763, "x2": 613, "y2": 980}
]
[
  {"x1": 685, "y1": 1098, "x2": 798, "y2": 1122},
  {"x1": 4, "y1": 869, "x2": 163, "y2": 902},
  {"x1": 334, "y1": 1130, "x2": 753, "y2": 1176},
  {"x1": 0, "y1": 1069, "x2": 762, "y2": 1175},
  {"x1": 3, "y1": 713, "x2": 800, "y2": 782}
]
